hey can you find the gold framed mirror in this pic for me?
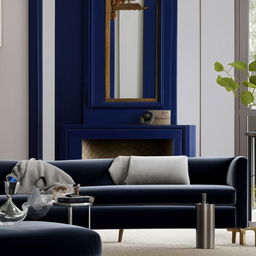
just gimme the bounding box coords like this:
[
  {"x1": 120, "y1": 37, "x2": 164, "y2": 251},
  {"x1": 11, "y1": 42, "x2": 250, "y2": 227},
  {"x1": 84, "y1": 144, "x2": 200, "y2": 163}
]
[{"x1": 105, "y1": 0, "x2": 159, "y2": 103}]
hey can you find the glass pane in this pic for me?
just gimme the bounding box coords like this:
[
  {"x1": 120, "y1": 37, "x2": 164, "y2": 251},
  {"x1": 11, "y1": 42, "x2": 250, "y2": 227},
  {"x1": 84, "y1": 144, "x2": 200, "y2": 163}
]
[
  {"x1": 249, "y1": 0, "x2": 256, "y2": 212},
  {"x1": 114, "y1": 0, "x2": 144, "y2": 99},
  {"x1": 249, "y1": 1, "x2": 256, "y2": 111},
  {"x1": 247, "y1": 116, "x2": 256, "y2": 210},
  {"x1": 249, "y1": 0, "x2": 256, "y2": 62}
]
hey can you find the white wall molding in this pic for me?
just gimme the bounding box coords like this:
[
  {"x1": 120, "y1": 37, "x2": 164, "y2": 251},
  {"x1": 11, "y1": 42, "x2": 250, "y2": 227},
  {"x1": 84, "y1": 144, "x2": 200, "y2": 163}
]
[
  {"x1": 178, "y1": 0, "x2": 235, "y2": 157},
  {"x1": 177, "y1": 0, "x2": 201, "y2": 156},
  {"x1": 42, "y1": 0, "x2": 55, "y2": 160}
]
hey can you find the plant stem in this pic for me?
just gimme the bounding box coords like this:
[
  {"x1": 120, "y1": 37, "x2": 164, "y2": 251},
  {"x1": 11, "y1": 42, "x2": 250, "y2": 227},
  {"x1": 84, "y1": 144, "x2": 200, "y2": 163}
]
[{"x1": 224, "y1": 69, "x2": 240, "y2": 84}]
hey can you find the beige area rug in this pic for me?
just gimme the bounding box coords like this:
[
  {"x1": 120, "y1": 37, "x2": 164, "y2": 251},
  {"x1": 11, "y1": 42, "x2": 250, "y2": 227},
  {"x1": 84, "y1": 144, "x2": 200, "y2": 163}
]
[{"x1": 98, "y1": 228, "x2": 256, "y2": 256}]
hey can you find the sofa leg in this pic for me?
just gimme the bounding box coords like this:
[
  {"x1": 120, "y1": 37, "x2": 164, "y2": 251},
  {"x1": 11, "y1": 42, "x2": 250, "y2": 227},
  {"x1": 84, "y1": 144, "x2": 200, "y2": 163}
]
[
  {"x1": 232, "y1": 231, "x2": 236, "y2": 243},
  {"x1": 239, "y1": 230, "x2": 246, "y2": 245},
  {"x1": 227, "y1": 228, "x2": 244, "y2": 245},
  {"x1": 118, "y1": 229, "x2": 124, "y2": 243},
  {"x1": 228, "y1": 227, "x2": 256, "y2": 246}
]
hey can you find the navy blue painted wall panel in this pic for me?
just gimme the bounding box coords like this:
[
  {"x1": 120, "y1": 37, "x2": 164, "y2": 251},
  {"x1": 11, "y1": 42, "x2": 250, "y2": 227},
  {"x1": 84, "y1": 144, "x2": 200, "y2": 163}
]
[
  {"x1": 55, "y1": 0, "x2": 85, "y2": 157},
  {"x1": 55, "y1": 0, "x2": 177, "y2": 126},
  {"x1": 55, "y1": 0, "x2": 84, "y2": 126},
  {"x1": 84, "y1": 0, "x2": 177, "y2": 123},
  {"x1": 29, "y1": 0, "x2": 43, "y2": 159},
  {"x1": 143, "y1": 0, "x2": 158, "y2": 99},
  {"x1": 110, "y1": 20, "x2": 115, "y2": 98}
]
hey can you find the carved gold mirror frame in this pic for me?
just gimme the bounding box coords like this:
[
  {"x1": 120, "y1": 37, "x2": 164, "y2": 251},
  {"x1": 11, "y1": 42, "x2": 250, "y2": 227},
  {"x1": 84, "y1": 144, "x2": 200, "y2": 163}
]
[{"x1": 105, "y1": 0, "x2": 158, "y2": 103}]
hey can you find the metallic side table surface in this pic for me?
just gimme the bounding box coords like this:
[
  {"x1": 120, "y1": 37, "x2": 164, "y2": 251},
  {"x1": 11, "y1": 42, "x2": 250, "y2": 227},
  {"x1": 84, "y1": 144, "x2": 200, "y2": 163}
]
[{"x1": 53, "y1": 197, "x2": 94, "y2": 229}]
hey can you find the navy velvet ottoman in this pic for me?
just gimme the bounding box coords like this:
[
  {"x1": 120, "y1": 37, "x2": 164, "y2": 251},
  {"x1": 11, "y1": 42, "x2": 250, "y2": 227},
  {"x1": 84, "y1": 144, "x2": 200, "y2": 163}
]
[{"x1": 0, "y1": 221, "x2": 102, "y2": 256}]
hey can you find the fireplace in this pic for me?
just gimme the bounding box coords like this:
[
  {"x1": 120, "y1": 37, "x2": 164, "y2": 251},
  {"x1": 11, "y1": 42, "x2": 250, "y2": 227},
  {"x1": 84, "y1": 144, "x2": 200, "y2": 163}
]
[
  {"x1": 58, "y1": 125, "x2": 195, "y2": 160},
  {"x1": 82, "y1": 139, "x2": 173, "y2": 159}
]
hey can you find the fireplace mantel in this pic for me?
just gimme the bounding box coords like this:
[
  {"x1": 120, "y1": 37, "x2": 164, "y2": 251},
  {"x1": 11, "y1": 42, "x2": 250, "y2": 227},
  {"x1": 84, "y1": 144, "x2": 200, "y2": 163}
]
[{"x1": 58, "y1": 125, "x2": 195, "y2": 160}]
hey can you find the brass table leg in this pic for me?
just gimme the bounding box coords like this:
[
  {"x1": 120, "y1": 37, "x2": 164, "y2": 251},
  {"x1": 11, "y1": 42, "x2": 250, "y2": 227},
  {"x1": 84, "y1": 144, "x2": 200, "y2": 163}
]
[{"x1": 118, "y1": 229, "x2": 124, "y2": 243}]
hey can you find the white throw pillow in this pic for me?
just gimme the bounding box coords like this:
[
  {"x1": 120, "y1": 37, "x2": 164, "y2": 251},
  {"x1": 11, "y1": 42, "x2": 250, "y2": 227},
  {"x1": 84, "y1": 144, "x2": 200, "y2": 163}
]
[
  {"x1": 108, "y1": 156, "x2": 130, "y2": 185},
  {"x1": 125, "y1": 156, "x2": 190, "y2": 185}
]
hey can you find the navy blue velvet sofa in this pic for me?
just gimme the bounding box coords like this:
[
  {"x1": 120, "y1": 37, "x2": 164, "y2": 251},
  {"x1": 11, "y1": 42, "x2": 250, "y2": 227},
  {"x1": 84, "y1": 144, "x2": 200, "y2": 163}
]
[{"x1": 0, "y1": 157, "x2": 248, "y2": 229}]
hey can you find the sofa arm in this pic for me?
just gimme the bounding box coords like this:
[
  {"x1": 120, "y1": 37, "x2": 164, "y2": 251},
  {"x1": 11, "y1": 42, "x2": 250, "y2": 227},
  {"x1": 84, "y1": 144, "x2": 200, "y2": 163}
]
[{"x1": 226, "y1": 156, "x2": 248, "y2": 228}]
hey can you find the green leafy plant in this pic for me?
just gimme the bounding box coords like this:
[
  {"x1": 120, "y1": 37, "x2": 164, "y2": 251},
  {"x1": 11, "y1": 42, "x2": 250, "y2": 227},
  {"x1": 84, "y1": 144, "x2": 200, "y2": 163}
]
[
  {"x1": 215, "y1": 61, "x2": 256, "y2": 209},
  {"x1": 214, "y1": 60, "x2": 256, "y2": 106}
]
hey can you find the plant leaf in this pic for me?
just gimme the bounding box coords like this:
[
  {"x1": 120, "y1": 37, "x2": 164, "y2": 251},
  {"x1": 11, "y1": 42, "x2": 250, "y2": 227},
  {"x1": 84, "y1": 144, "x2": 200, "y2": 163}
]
[
  {"x1": 216, "y1": 76, "x2": 239, "y2": 92},
  {"x1": 243, "y1": 81, "x2": 256, "y2": 88},
  {"x1": 249, "y1": 61, "x2": 256, "y2": 72},
  {"x1": 216, "y1": 75, "x2": 226, "y2": 87},
  {"x1": 249, "y1": 75, "x2": 256, "y2": 85},
  {"x1": 242, "y1": 81, "x2": 249, "y2": 87},
  {"x1": 228, "y1": 61, "x2": 247, "y2": 71},
  {"x1": 240, "y1": 91, "x2": 254, "y2": 106},
  {"x1": 214, "y1": 62, "x2": 224, "y2": 72}
]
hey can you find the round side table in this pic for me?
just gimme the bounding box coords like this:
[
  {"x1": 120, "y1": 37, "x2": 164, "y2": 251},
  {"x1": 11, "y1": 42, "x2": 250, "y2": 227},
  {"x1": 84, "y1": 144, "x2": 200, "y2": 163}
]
[{"x1": 53, "y1": 196, "x2": 94, "y2": 228}]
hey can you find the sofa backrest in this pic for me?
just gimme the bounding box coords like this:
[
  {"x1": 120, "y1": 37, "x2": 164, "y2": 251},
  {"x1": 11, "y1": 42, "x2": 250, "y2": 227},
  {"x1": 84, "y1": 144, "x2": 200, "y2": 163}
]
[
  {"x1": 0, "y1": 157, "x2": 236, "y2": 194},
  {"x1": 48, "y1": 159, "x2": 114, "y2": 186},
  {"x1": 51, "y1": 157, "x2": 235, "y2": 186},
  {"x1": 188, "y1": 157, "x2": 234, "y2": 185},
  {"x1": 0, "y1": 159, "x2": 115, "y2": 194}
]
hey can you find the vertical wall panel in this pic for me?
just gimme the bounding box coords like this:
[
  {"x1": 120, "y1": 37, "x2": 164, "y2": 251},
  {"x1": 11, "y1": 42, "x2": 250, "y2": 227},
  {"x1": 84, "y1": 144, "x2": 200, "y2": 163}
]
[
  {"x1": 201, "y1": 0, "x2": 235, "y2": 156},
  {"x1": 55, "y1": 0, "x2": 84, "y2": 159},
  {"x1": 0, "y1": 0, "x2": 28, "y2": 160},
  {"x1": 43, "y1": 0, "x2": 55, "y2": 160},
  {"x1": 177, "y1": 0, "x2": 200, "y2": 156},
  {"x1": 178, "y1": 0, "x2": 235, "y2": 156}
]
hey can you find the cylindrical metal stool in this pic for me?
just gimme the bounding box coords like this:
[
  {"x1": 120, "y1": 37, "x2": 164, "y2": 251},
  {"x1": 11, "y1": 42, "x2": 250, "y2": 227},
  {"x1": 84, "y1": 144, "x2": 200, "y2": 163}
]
[{"x1": 196, "y1": 193, "x2": 215, "y2": 249}]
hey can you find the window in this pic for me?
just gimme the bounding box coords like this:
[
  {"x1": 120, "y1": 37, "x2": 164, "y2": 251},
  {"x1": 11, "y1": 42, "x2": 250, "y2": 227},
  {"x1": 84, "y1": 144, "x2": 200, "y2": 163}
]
[
  {"x1": 248, "y1": 0, "x2": 256, "y2": 210},
  {"x1": 249, "y1": 0, "x2": 256, "y2": 62}
]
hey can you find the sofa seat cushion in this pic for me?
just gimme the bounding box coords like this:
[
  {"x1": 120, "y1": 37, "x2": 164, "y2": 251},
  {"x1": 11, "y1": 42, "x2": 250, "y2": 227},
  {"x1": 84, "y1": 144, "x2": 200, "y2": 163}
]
[
  {"x1": 0, "y1": 185, "x2": 235, "y2": 208},
  {"x1": 79, "y1": 185, "x2": 236, "y2": 205}
]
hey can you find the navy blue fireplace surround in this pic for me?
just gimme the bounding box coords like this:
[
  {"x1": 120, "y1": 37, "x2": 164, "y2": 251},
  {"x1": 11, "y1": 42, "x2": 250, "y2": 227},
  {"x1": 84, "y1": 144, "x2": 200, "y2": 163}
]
[{"x1": 29, "y1": 0, "x2": 196, "y2": 159}]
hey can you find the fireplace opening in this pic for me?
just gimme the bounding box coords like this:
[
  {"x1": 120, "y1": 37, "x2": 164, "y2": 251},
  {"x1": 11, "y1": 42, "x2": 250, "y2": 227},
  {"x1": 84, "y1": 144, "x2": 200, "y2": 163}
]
[{"x1": 82, "y1": 139, "x2": 173, "y2": 159}]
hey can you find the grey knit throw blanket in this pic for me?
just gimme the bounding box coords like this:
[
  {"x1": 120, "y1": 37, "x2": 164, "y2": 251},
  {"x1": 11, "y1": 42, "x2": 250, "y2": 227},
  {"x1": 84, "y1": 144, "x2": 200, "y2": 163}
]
[{"x1": 7, "y1": 158, "x2": 75, "y2": 194}]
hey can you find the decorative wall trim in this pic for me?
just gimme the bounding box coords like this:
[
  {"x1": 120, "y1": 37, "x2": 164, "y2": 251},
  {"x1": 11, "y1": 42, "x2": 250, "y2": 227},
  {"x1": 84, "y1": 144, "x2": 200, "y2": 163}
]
[
  {"x1": 199, "y1": 0, "x2": 202, "y2": 156},
  {"x1": 28, "y1": 0, "x2": 43, "y2": 159},
  {"x1": 43, "y1": 0, "x2": 55, "y2": 160}
]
